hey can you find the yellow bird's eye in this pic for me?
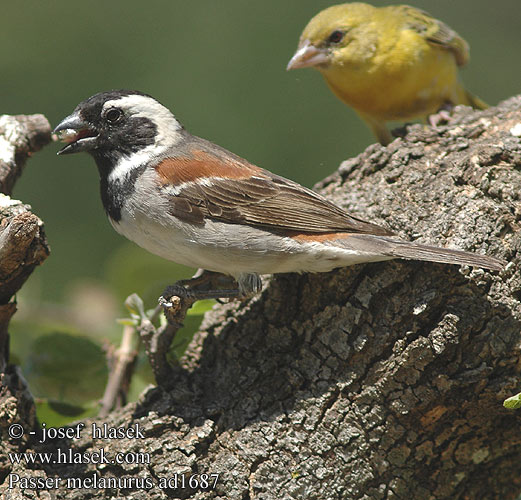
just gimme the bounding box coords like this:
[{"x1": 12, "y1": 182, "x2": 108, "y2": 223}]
[{"x1": 327, "y1": 30, "x2": 345, "y2": 44}]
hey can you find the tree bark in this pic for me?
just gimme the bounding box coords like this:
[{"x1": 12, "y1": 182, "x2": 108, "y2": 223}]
[
  {"x1": 0, "y1": 114, "x2": 51, "y2": 495},
  {"x1": 2, "y1": 98, "x2": 521, "y2": 500},
  {"x1": 0, "y1": 114, "x2": 51, "y2": 196},
  {"x1": 0, "y1": 114, "x2": 51, "y2": 368}
]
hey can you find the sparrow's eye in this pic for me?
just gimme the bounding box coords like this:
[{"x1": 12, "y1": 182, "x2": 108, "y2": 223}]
[
  {"x1": 327, "y1": 30, "x2": 345, "y2": 44},
  {"x1": 105, "y1": 108, "x2": 122, "y2": 123}
]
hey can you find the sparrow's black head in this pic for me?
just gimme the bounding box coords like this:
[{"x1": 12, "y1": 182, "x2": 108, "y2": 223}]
[{"x1": 54, "y1": 90, "x2": 183, "y2": 172}]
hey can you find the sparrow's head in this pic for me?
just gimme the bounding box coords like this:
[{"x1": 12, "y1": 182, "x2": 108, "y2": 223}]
[
  {"x1": 287, "y1": 3, "x2": 378, "y2": 72},
  {"x1": 54, "y1": 90, "x2": 183, "y2": 167}
]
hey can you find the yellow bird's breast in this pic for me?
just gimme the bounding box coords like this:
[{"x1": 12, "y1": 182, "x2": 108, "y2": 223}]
[{"x1": 322, "y1": 29, "x2": 464, "y2": 121}]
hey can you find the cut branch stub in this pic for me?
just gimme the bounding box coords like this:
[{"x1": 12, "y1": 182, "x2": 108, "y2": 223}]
[{"x1": 0, "y1": 114, "x2": 52, "y2": 195}]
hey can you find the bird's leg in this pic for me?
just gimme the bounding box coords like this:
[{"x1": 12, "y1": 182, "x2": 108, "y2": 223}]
[
  {"x1": 160, "y1": 284, "x2": 242, "y2": 307},
  {"x1": 159, "y1": 271, "x2": 262, "y2": 325},
  {"x1": 163, "y1": 270, "x2": 240, "y2": 303},
  {"x1": 428, "y1": 102, "x2": 454, "y2": 128},
  {"x1": 174, "y1": 268, "x2": 221, "y2": 288}
]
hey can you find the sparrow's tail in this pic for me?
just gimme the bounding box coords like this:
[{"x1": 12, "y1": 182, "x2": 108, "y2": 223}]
[{"x1": 345, "y1": 234, "x2": 504, "y2": 271}]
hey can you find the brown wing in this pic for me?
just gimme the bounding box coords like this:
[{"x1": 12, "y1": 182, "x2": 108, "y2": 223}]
[
  {"x1": 158, "y1": 157, "x2": 393, "y2": 236},
  {"x1": 397, "y1": 5, "x2": 470, "y2": 66}
]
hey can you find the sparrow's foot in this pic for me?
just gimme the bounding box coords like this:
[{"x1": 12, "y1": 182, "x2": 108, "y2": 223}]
[
  {"x1": 175, "y1": 269, "x2": 230, "y2": 289},
  {"x1": 161, "y1": 271, "x2": 262, "y2": 312},
  {"x1": 160, "y1": 283, "x2": 242, "y2": 310},
  {"x1": 428, "y1": 103, "x2": 454, "y2": 128}
]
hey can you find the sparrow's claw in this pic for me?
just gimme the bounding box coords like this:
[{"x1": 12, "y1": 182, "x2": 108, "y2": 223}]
[
  {"x1": 428, "y1": 103, "x2": 454, "y2": 128},
  {"x1": 161, "y1": 270, "x2": 260, "y2": 311},
  {"x1": 159, "y1": 272, "x2": 249, "y2": 326},
  {"x1": 160, "y1": 283, "x2": 242, "y2": 308}
]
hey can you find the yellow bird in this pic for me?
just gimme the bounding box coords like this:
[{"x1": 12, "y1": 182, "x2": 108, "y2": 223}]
[{"x1": 287, "y1": 3, "x2": 487, "y2": 145}]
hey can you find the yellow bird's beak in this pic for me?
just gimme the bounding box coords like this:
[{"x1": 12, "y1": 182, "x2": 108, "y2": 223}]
[{"x1": 287, "y1": 40, "x2": 329, "y2": 70}]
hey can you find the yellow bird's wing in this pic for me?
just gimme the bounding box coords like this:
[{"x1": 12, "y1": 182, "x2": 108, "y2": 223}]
[{"x1": 395, "y1": 5, "x2": 470, "y2": 66}]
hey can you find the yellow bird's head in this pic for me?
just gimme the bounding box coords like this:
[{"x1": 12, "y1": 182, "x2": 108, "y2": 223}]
[{"x1": 287, "y1": 3, "x2": 380, "y2": 72}]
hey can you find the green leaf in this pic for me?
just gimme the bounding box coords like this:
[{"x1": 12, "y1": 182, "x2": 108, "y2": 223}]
[
  {"x1": 47, "y1": 400, "x2": 87, "y2": 417},
  {"x1": 504, "y1": 392, "x2": 521, "y2": 409},
  {"x1": 186, "y1": 300, "x2": 215, "y2": 316},
  {"x1": 124, "y1": 293, "x2": 145, "y2": 317},
  {"x1": 116, "y1": 317, "x2": 138, "y2": 326},
  {"x1": 35, "y1": 398, "x2": 97, "y2": 428},
  {"x1": 26, "y1": 332, "x2": 107, "y2": 405}
]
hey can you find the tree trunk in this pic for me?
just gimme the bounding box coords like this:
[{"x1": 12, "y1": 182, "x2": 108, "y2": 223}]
[{"x1": 2, "y1": 98, "x2": 521, "y2": 500}]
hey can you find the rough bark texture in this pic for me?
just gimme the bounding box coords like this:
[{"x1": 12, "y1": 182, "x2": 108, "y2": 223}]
[
  {"x1": 2, "y1": 98, "x2": 521, "y2": 500},
  {"x1": 0, "y1": 115, "x2": 51, "y2": 495},
  {"x1": 0, "y1": 115, "x2": 51, "y2": 369},
  {"x1": 0, "y1": 114, "x2": 51, "y2": 196}
]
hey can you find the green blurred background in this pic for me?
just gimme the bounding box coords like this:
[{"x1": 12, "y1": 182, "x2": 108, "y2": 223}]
[{"x1": 2, "y1": 0, "x2": 519, "y2": 420}]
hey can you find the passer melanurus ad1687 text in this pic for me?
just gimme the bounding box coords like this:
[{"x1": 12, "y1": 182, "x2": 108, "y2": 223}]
[{"x1": 54, "y1": 90, "x2": 503, "y2": 299}]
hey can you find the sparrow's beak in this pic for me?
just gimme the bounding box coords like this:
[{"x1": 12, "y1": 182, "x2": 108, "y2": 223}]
[
  {"x1": 53, "y1": 112, "x2": 98, "y2": 155},
  {"x1": 287, "y1": 40, "x2": 329, "y2": 70}
]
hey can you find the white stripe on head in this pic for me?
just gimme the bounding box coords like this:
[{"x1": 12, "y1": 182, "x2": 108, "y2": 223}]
[{"x1": 105, "y1": 94, "x2": 183, "y2": 182}]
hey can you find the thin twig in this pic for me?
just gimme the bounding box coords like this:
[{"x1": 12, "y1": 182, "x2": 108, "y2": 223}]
[
  {"x1": 139, "y1": 293, "x2": 195, "y2": 385},
  {"x1": 99, "y1": 324, "x2": 138, "y2": 417}
]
